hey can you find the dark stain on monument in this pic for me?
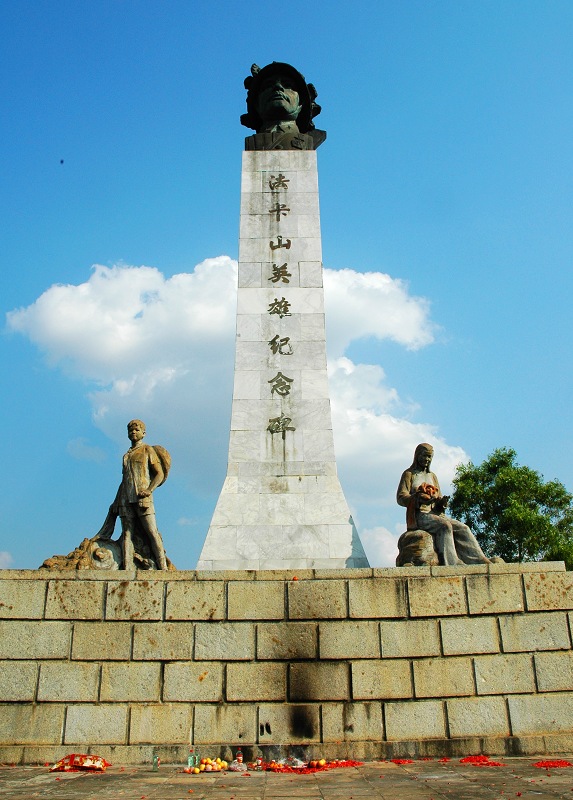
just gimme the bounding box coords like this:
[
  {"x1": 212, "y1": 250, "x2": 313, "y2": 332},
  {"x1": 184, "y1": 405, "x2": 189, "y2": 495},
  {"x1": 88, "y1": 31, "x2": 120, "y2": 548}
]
[{"x1": 289, "y1": 706, "x2": 315, "y2": 739}]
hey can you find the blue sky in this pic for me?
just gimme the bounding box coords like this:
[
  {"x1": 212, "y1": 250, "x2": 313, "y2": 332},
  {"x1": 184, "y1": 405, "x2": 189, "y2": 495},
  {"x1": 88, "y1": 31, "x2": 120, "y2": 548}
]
[{"x1": 2, "y1": 0, "x2": 573, "y2": 569}]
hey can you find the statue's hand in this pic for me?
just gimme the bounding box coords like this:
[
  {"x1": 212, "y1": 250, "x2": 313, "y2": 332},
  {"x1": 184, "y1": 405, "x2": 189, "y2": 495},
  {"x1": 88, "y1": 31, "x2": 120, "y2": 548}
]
[{"x1": 138, "y1": 489, "x2": 151, "y2": 498}]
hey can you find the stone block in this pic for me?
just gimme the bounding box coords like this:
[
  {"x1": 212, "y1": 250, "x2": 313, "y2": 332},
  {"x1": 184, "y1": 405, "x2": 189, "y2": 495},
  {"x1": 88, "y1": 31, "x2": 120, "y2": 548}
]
[
  {"x1": 163, "y1": 662, "x2": 224, "y2": 702},
  {"x1": 413, "y1": 657, "x2": 474, "y2": 698},
  {"x1": 290, "y1": 662, "x2": 349, "y2": 701},
  {"x1": 351, "y1": 659, "x2": 412, "y2": 700},
  {"x1": 474, "y1": 654, "x2": 535, "y2": 694},
  {"x1": 64, "y1": 704, "x2": 128, "y2": 745},
  {"x1": 45, "y1": 580, "x2": 105, "y2": 620},
  {"x1": 0, "y1": 661, "x2": 38, "y2": 701},
  {"x1": 100, "y1": 662, "x2": 161, "y2": 701},
  {"x1": 256, "y1": 621, "x2": 317, "y2": 659},
  {"x1": 534, "y1": 651, "x2": 573, "y2": 692},
  {"x1": 227, "y1": 662, "x2": 286, "y2": 701},
  {"x1": 257, "y1": 703, "x2": 320, "y2": 744},
  {"x1": 322, "y1": 702, "x2": 383, "y2": 742},
  {"x1": 0, "y1": 579, "x2": 46, "y2": 619},
  {"x1": 194, "y1": 622, "x2": 255, "y2": 660},
  {"x1": 37, "y1": 661, "x2": 99, "y2": 702},
  {"x1": 319, "y1": 621, "x2": 380, "y2": 659},
  {"x1": 489, "y1": 561, "x2": 565, "y2": 574},
  {"x1": 380, "y1": 619, "x2": 440, "y2": 658},
  {"x1": 105, "y1": 580, "x2": 164, "y2": 620},
  {"x1": 508, "y1": 692, "x2": 573, "y2": 734},
  {"x1": 0, "y1": 621, "x2": 71, "y2": 659},
  {"x1": 72, "y1": 621, "x2": 132, "y2": 660},
  {"x1": 408, "y1": 576, "x2": 467, "y2": 617},
  {"x1": 288, "y1": 579, "x2": 347, "y2": 619},
  {"x1": 348, "y1": 577, "x2": 407, "y2": 619},
  {"x1": 130, "y1": 704, "x2": 193, "y2": 744},
  {"x1": 499, "y1": 612, "x2": 570, "y2": 652},
  {"x1": 440, "y1": 616, "x2": 500, "y2": 655},
  {"x1": 447, "y1": 696, "x2": 509, "y2": 737},
  {"x1": 133, "y1": 622, "x2": 194, "y2": 660},
  {"x1": 385, "y1": 699, "x2": 445, "y2": 740},
  {"x1": 0, "y1": 705, "x2": 64, "y2": 745},
  {"x1": 466, "y1": 574, "x2": 524, "y2": 614},
  {"x1": 524, "y1": 572, "x2": 573, "y2": 611},
  {"x1": 228, "y1": 580, "x2": 285, "y2": 620},
  {"x1": 193, "y1": 703, "x2": 257, "y2": 744},
  {"x1": 165, "y1": 580, "x2": 226, "y2": 620}
]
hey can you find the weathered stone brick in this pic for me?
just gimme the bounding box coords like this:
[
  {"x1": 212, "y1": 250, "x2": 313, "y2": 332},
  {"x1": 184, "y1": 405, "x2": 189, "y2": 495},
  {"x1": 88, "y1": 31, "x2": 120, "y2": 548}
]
[
  {"x1": 133, "y1": 622, "x2": 194, "y2": 660},
  {"x1": 0, "y1": 661, "x2": 38, "y2": 701},
  {"x1": 319, "y1": 621, "x2": 380, "y2": 659},
  {"x1": 105, "y1": 580, "x2": 164, "y2": 620},
  {"x1": 534, "y1": 651, "x2": 573, "y2": 692},
  {"x1": 165, "y1": 580, "x2": 225, "y2": 620},
  {"x1": 441, "y1": 616, "x2": 500, "y2": 655},
  {"x1": 0, "y1": 621, "x2": 71, "y2": 659},
  {"x1": 163, "y1": 662, "x2": 224, "y2": 702},
  {"x1": 348, "y1": 577, "x2": 407, "y2": 619},
  {"x1": 466, "y1": 574, "x2": 524, "y2": 615},
  {"x1": 228, "y1": 580, "x2": 285, "y2": 620},
  {"x1": 194, "y1": 622, "x2": 254, "y2": 660},
  {"x1": 130, "y1": 704, "x2": 193, "y2": 744},
  {"x1": 288, "y1": 579, "x2": 347, "y2": 619},
  {"x1": 256, "y1": 622, "x2": 317, "y2": 660},
  {"x1": 65, "y1": 705, "x2": 128, "y2": 745},
  {"x1": 322, "y1": 701, "x2": 383, "y2": 742},
  {"x1": 290, "y1": 662, "x2": 349, "y2": 701},
  {"x1": 0, "y1": 705, "x2": 64, "y2": 745},
  {"x1": 380, "y1": 619, "x2": 440, "y2": 658},
  {"x1": 385, "y1": 699, "x2": 445, "y2": 740},
  {"x1": 524, "y1": 572, "x2": 573, "y2": 611},
  {"x1": 45, "y1": 580, "x2": 104, "y2": 620},
  {"x1": 408, "y1": 576, "x2": 467, "y2": 617},
  {"x1": 447, "y1": 696, "x2": 509, "y2": 737},
  {"x1": 351, "y1": 659, "x2": 412, "y2": 700},
  {"x1": 72, "y1": 622, "x2": 132, "y2": 660},
  {"x1": 508, "y1": 692, "x2": 573, "y2": 734},
  {"x1": 193, "y1": 703, "x2": 257, "y2": 744},
  {"x1": 499, "y1": 612, "x2": 570, "y2": 652},
  {"x1": 257, "y1": 703, "x2": 320, "y2": 744},
  {"x1": 100, "y1": 662, "x2": 161, "y2": 701},
  {"x1": 38, "y1": 662, "x2": 99, "y2": 702},
  {"x1": 474, "y1": 653, "x2": 535, "y2": 695},
  {"x1": 0, "y1": 580, "x2": 46, "y2": 619},
  {"x1": 227, "y1": 662, "x2": 286, "y2": 701},
  {"x1": 413, "y1": 657, "x2": 474, "y2": 698}
]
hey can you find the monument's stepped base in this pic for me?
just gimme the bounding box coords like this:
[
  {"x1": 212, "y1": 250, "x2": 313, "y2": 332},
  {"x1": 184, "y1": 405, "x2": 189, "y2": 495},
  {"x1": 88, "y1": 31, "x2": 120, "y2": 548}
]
[{"x1": 1, "y1": 563, "x2": 573, "y2": 764}]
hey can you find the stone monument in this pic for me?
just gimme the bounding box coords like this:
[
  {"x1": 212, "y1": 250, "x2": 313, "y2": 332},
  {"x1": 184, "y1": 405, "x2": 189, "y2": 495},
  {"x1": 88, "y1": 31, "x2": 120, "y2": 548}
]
[{"x1": 198, "y1": 62, "x2": 369, "y2": 570}]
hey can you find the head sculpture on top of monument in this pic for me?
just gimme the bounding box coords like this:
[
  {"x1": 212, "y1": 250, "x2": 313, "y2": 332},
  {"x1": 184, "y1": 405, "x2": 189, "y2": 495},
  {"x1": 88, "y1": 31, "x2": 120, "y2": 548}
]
[{"x1": 241, "y1": 62, "x2": 326, "y2": 151}]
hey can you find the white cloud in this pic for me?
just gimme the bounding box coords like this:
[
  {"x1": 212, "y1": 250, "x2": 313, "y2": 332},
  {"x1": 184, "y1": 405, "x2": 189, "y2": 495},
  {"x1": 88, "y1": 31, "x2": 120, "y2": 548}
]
[
  {"x1": 6, "y1": 258, "x2": 468, "y2": 566},
  {"x1": 67, "y1": 437, "x2": 106, "y2": 463},
  {"x1": 0, "y1": 552, "x2": 14, "y2": 569},
  {"x1": 360, "y1": 526, "x2": 402, "y2": 568}
]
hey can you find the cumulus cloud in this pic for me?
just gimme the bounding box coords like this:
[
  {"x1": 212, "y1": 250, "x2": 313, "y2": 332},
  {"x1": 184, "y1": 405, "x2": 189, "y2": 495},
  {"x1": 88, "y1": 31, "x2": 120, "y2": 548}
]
[
  {"x1": 0, "y1": 552, "x2": 14, "y2": 569},
  {"x1": 6, "y1": 258, "x2": 467, "y2": 565},
  {"x1": 66, "y1": 437, "x2": 106, "y2": 463}
]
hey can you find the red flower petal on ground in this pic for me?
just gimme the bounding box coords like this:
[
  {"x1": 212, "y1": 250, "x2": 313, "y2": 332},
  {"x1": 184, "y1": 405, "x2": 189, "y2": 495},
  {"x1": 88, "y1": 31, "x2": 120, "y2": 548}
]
[{"x1": 533, "y1": 760, "x2": 573, "y2": 769}]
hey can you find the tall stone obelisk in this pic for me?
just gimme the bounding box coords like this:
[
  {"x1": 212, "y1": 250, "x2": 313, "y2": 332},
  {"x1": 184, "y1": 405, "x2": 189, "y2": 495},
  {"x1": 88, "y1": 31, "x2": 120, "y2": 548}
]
[{"x1": 198, "y1": 62, "x2": 369, "y2": 570}]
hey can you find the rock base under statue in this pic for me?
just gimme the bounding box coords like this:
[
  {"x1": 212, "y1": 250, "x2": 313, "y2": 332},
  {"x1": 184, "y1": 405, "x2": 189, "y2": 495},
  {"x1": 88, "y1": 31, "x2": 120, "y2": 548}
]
[
  {"x1": 396, "y1": 529, "x2": 439, "y2": 567},
  {"x1": 40, "y1": 535, "x2": 176, "y2": 571}
]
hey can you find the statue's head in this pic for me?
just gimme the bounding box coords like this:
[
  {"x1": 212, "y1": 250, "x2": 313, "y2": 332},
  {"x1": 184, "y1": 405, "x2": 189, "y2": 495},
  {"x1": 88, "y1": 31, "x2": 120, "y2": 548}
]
[
  {"x1": 241, "y1": 62, "x2": 322, "y2": 133},
  {"x1": 414, "y1": 443, "x2": 434, "y2": 470},
  {"x1": 127, "y1": 419, "x2": 146, "y2": 442}
]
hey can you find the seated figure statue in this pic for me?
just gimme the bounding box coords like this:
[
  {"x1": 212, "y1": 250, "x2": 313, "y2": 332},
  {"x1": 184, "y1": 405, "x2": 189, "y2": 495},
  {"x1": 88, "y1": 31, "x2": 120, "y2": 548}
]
[{"x1": 396, "y1": 443, "x2": 491, "y2": 566}]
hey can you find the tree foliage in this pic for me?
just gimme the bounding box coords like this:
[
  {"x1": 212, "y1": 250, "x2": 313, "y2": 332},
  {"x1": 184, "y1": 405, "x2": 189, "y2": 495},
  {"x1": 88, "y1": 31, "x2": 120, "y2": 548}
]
[{"x1": 449, "y1": 447, "x2": 573, "y2": 568}]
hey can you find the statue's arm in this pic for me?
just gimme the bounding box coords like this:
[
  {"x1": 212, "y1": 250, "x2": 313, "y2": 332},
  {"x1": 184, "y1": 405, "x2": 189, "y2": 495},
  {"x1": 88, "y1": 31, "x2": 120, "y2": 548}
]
[
  {"x1": 138, "y1": 447, "x2": 164, "y2": 497},
  {"x1": 397, "y1": 470, "x2": 413, "y2": 507}
]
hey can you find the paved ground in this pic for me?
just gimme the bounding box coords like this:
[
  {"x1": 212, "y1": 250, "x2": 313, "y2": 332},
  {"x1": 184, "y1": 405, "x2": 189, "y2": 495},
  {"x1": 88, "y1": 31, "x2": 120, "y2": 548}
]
[{"x1": 2, "y1": 758, "x2": 573, "y2": 799}]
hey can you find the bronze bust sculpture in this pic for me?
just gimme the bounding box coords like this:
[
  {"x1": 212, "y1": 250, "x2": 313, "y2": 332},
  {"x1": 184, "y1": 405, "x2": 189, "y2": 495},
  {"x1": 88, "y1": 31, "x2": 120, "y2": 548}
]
[{"x1": 241, "y1": 62, "x2": 326, "y2": 151}]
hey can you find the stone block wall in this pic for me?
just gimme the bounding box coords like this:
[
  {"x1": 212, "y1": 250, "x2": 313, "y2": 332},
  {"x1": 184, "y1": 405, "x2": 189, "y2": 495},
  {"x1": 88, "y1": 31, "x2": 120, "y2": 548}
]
[{"x1": 1, "y1": 563, "x2": 573, "y2": 764}]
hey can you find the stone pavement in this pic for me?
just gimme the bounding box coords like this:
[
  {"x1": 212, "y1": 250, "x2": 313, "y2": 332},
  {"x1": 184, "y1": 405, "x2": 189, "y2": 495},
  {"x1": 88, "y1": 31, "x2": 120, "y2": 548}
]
[{"x1": 2, "y1": 758, "x2": 573, "y2": 799}]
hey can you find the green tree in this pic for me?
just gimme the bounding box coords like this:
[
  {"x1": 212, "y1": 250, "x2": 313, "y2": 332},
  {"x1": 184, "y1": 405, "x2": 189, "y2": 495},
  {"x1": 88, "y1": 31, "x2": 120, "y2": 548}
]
[{"x1": 449, "y1": 447, "x2": 573, "y2": 568}]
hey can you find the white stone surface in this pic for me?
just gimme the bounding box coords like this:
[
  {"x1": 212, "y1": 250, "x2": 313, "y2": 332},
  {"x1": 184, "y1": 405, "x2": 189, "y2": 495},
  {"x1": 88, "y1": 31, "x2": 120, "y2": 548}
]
[{"x1": 199, "y1": 150, "x2": 369, "y2": 570}]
